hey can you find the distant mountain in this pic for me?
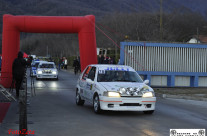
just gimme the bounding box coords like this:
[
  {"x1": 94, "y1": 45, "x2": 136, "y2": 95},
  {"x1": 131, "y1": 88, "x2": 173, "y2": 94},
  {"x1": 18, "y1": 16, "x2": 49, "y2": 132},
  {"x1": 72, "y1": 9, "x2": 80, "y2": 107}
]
[
  {"x1": 2, "y1": 0, "x2": 207, "y2": 17},
  {"x1": 1, "y1": 0, "x2": 207, "y2": 54},
  {"x1": 172, "y1": 0, "x2": 207, "y2": 16},
  {"x1": 1, "y1": 0, "x2": 207, "y2": 30}
]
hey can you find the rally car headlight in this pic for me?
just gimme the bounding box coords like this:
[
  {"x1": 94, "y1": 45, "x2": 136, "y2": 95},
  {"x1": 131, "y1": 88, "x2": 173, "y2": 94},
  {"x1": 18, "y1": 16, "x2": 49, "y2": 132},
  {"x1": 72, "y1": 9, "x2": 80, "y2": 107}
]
[
  {"x1": 140, "y1": 86, "x2": 150, "y2": 94},
  {"x1": 52, "y1": 71, "x2": 57, "y2": 74},
  {"x1": 37, "y1": 70, "x2": 42, "y2": 74},
  {"x1": 118, "y1": 87, "x2": 126, "y2": 94},
  {"x1": 128, "y1": 87, "x2": 133, "y2": 92},
  {"x1": 108, "y1": 92, "x2": 120, "y2": 97},
  {"x1": 134, "y1": 87, "x2": 140, "y2": 93},
  {"x1": 142, "y1": 92, "x2": 153, "y2": 98},
  {"x1": 140, "y1": 87, "x2": 149, "y2": 92}
]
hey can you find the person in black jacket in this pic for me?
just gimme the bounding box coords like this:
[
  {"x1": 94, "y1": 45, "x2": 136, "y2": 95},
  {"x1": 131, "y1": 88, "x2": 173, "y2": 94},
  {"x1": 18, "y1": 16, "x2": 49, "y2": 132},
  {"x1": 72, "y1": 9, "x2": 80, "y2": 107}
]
[
  {"x1": 103, "y1": 55, "x2": 109, "y2": 64},
  {"x1": 12, "y1": 51, "x2": 27, "y2": 97},
  {"x1": 98, "y1": 55, "x2": 104, "y2": 64},
  {"x1": 73, "y1": 58, "x2": 80, "y2": 75}
]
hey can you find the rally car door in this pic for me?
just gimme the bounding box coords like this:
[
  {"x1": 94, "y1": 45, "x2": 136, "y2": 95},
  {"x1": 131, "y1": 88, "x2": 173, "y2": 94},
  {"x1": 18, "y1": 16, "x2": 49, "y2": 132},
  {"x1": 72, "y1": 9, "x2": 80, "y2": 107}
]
[
  {"x1": 85, "y1": 67, "x2": 96, "y2": 101},
  {"x1": 79, "y1": 66, "x2": 91, "y2": 100}
]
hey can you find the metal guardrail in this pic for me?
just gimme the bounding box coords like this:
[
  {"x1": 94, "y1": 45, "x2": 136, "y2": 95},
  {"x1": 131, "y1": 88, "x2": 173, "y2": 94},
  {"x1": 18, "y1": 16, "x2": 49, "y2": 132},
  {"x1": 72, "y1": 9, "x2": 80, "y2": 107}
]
[
  {"x1": 0, "y1": 84, "x2": 16, "y2": 101},
  {"x1": 0, "y1": 72, "x2": 17, "y2": 102}
]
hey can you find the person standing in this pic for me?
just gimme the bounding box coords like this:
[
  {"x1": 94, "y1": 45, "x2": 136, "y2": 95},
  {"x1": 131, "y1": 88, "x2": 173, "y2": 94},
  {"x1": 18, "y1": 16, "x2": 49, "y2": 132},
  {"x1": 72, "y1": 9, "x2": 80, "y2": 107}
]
[
  {"x1": 64, "y1": 58, "x2": 68, "y2": 70},
  {"x1": 58, "y1": 57, "x2": 62, "y2": 70},
  {"x1": 109, "y1": 56, "x2": 116, "y2": 64},
  {"x1": 103, "y1": 55, "x2": 109, "y2": 64},
  {"x1": 27, "y1": 56, "x2": 33, "y2": 68},
  {"x1": 60, "y1": 57, "x2": 64, "y2": 69},
  {"x1": 73, "y1": 58, "x2": 80, "y2": 75},
  {"x1": 98, "y1": 55, "x2": 102, "y2": 64},
  {"x1": 12, "y1": 51, "x2": 27, "y2": 97},
  {"x1": 78, "y1": 56, "x2": 81, "y2": 72}
]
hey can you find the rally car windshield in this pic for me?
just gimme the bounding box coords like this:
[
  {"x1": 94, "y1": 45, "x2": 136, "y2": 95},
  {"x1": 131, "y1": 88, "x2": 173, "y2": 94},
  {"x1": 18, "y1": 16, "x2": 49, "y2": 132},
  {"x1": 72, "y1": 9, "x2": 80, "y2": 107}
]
[
  {"x1": 31, "y1": 62, "x2": 40, "y2": 67},
  {"x1": 97, "y1": 70, "x2": 143, "y2": 82},
  {"x1": 39, "y1": 64, "x2": 54, "y2": 68}
]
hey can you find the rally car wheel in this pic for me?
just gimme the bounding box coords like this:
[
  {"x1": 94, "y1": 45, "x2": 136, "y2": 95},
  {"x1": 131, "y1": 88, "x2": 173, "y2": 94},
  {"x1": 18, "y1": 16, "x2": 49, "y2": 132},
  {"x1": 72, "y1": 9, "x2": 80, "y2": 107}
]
[
  {"x1": 143, "y1": 110, "x2": 154, "y2": 114},
  {"x1": 76, "y1": 91, "x2": 84, "y2": 106},
  {"x1": 93, "y1": 94, "x2": 102, "y2": 114}
]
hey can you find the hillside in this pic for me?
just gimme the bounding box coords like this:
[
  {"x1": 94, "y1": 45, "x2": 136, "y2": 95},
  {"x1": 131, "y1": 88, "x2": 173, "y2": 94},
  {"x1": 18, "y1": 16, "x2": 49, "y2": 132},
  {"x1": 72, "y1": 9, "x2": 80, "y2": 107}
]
[
  {"x1": 3, "y1": 0, "x2": 207, "y2": 17},
  {"x1": 1, "y1": 0, "x2": 207, "y2": 56}
]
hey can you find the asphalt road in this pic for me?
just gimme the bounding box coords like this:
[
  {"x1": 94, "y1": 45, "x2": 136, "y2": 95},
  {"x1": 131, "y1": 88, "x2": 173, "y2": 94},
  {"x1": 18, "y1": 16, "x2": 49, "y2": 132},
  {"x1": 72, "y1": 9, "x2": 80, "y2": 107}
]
[{"x1": 1, "y1": 69, "x2": 207, "y2": 136}]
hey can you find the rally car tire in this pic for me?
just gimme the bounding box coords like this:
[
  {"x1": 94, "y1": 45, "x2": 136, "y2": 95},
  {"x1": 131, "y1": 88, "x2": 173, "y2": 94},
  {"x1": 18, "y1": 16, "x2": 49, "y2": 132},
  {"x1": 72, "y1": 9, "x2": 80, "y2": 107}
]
[
  {"x1": 143, "y1": 110, "x2": 154, "y2": 114},
  {"x1": 93, "y1": 94, "x2": 102, "y2": 114},
  {"x1": 76, "y1": 90, "x2": 85, "y2": 106}
]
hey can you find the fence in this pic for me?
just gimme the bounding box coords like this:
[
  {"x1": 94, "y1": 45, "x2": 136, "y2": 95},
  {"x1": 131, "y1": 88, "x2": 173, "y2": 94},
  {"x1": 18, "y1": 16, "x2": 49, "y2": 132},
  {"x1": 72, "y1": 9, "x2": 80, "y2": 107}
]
[{"x1": 120, "y1": 42, "x2": 207, "y2": 87}]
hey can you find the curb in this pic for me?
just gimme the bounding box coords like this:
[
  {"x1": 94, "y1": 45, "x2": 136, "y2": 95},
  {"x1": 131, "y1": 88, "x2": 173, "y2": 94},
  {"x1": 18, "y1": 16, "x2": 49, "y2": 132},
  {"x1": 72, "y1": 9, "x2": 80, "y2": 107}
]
[{"x1": 156, "y1": 93, "x2": 207, "y2": 101}]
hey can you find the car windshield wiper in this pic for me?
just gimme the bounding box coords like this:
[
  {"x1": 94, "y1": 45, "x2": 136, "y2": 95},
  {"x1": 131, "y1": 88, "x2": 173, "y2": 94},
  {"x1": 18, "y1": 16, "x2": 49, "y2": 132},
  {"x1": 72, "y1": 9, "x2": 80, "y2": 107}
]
[
  {"x1": 130, "y1": 81, "x2": 137, "y2": 82},
  {"x1": 115, "y1": 79, "x2": 130, "y2": 82}
]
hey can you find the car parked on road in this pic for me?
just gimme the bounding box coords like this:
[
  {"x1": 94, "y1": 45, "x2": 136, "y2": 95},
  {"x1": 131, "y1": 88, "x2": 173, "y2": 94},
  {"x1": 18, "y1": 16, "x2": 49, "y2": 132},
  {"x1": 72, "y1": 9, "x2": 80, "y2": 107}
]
[
  {"x1": 36, "y1": 61, "x2": 58, "y2": 80},
  {"x1": 76, "y1": 64, "x2": 156, "y2": 114}
]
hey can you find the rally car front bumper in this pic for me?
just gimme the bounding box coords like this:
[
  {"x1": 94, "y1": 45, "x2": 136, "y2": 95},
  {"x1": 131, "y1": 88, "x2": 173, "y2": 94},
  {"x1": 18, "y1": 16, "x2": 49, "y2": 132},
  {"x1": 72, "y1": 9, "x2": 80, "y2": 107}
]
[{"x1": 99, "y1": 96, "x2": 156, "y2": 111}]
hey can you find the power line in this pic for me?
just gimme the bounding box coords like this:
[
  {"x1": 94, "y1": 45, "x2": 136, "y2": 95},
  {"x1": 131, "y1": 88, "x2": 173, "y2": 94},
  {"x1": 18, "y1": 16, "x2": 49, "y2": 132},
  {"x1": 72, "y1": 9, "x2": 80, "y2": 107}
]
[{"x1": 95, "y1": 23, "x2": 145, "y2": 70}]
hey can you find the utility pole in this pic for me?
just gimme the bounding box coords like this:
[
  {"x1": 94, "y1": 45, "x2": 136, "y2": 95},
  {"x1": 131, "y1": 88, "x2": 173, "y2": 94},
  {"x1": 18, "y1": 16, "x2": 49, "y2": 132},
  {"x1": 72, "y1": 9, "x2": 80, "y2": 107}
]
[
  {"x1": 46, "y1": 46, "x2": 48, "y2": 57},
  {"x1": 160, "y1": 0, "x2": 163, "y2": 41},
  {"x1": 197, "y1": 27, "x2": 199, "y2": 43},
  {"x1": 115, "y1": 21, "x2": 118, "y2": 61}
]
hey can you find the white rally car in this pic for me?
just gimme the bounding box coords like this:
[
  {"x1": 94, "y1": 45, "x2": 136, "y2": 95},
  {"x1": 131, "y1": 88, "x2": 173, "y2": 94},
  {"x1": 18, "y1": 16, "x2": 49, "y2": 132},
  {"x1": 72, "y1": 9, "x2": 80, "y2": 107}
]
[
  {"x1": 76, "y1": 64, "x2": 156, "y2": 114},
  {"x1": 36, "y1": 61, "x2": 58, "y2": 80}
]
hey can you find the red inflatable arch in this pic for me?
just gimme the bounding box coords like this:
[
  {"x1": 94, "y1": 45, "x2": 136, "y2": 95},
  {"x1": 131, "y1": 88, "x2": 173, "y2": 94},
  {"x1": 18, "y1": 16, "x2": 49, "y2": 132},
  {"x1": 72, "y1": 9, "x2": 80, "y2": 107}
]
[{"x1": 1, "y1": 14, "x2": 97, "y2": 87}]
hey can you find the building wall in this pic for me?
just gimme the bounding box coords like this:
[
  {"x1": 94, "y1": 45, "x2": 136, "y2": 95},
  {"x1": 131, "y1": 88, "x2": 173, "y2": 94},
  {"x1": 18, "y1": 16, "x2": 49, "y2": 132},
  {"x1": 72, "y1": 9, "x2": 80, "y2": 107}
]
[
  {"x1": 175, "y1": 76, "x2": 190, "y2": 87},
  {"x1": 151, "y1": 75, "x2": 167, "y2": 86},
  {"x1": 120, "y1": 42, "x2": 207, "y2": 87},
  {"x1": 198, "y1": 77, "x2": 207, "y2": 87}
]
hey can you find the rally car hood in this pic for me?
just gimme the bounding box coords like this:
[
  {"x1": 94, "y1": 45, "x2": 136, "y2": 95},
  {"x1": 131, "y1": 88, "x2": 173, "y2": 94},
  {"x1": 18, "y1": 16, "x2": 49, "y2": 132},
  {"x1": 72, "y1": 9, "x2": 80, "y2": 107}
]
[
  {"x1": 98, "y1": 82, "x2": 151, "y2": 92},
  {"x1": 38, "y1": 68, "x2": 56, "y2": 70}
]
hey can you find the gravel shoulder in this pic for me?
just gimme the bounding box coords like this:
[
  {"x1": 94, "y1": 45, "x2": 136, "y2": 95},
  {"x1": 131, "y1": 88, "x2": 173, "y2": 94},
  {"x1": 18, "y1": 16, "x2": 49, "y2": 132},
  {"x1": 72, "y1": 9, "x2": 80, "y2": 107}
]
[{"x1": 154, "y1": 87, "x2": 207, "y2": 101}]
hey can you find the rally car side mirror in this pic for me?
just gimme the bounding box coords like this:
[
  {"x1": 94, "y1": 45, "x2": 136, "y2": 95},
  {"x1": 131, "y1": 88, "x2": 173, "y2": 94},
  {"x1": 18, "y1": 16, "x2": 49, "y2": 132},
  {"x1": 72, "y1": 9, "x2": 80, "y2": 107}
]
[{"x1": 143, "y1": 80, "x2": 149, "y2": 84}]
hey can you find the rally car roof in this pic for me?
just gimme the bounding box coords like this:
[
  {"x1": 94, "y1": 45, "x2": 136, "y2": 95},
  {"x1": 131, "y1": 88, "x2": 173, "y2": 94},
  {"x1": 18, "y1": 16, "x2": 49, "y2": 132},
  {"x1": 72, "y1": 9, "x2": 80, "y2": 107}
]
[{"x1": 88, "y1": 64, "x2": 135, "y2": 71}]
